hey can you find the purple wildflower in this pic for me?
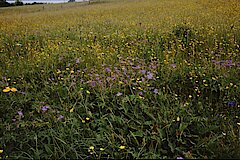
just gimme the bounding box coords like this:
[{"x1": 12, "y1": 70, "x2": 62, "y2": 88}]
[
  {"x1": 152, "y1": 65, "x2": 157, "y2": 69},
  {"x1": 41, "y1": 106, "x2": 49, "y2": 111},
  {"x1": 105, "y1": 67, "x2": 111, "y2": 72},
  {"x1": 170, "y1": 64, "x2": 177, "y2": 68},
  {"x1": 228, "y1": 101, "x2": 236, "y2": 107},
  {"x1": 58, "y1": 115, "x2": 64, "y2": 121},
  {"x1": 76, "y1": 58, "x2": 80, "y2": 64},
  {"x1": 141, "y1": 70, "x2": 146, "y2": 74},
  {"x1": 176, "y1": 157, "x2": 184, "y2": 159},
  {"x1": 116, "y1": 92, "x2": 123, "y2": 96},
  {"x1": 153, "y1": 89, "x2": 158, "y2": 94},
  {"x1": 147, "y1": 72, "x2": 154, "y2": 80},
  {"x1": 17, "y1": 111, "x2": 23, "y2": 116}
]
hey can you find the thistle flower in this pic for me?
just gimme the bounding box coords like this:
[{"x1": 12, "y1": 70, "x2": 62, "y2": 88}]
[
  {"x1": 116, "y1": 92, "x2": 123, "y2": 96},
  {"x1": 41, "y1": 106, "x2": 49, "y2": 111}
]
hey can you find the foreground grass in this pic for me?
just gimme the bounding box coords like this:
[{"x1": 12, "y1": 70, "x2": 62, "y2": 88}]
[{"x1": 0, "y1": 0, "x2": 240, "y2": 158}]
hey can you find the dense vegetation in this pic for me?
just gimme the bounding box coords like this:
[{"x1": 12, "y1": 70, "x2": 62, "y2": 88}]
[{"x1": 0, "y1": 0, "x2": 240, "y2": 159}]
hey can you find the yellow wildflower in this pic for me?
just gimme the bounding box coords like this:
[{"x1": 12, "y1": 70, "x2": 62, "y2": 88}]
[
  {"x1": 70, "y1": 107, "x2": 74, "y2": 113},
  {"x1": 237, "y1": 123, "x2": 240, "y2": 126},
  {"x1": 177, "y1": 117, "x2": 180, "y2": 122},
  {"x1": 100, "y1": 148, "x2": 104, "y2": 151},
  {"x1": 86, "y1": 90, "x2": 90, "y2": 94},
  {"x1": 89, "y1": 146, "x2": 94, "y2": 150},
  {"x1": 119, "y1": 145, "x2": 126, "y2": 150},
  {"x1": 0, "y1": 149, "x2": 3, "y2": 153},
  {"x1": 86, "y1": 117, "x2": 90, "y2": 121},
  {"x1": 11, "y1": 88, "x2": 17, "y2": 92},
  {"x1": 3, "y1": 87, "x2": 11, "y2": 93}
]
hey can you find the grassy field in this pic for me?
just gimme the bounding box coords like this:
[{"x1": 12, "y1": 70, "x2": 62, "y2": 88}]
[{"x1": 0, "y1": 0, "x2": 240, "y2": 158}]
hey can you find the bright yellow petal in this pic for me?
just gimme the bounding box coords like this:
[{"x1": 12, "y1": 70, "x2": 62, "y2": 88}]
[
  {"x1": 3, "y1": 88, "x2": 11, "y2": 93},
  {"x1": 177, "y1": 117, "x2": 180, "y2": 122},
  {"x1": 0, "y1": 149, "x2": 3, "y2": 153},
  {"x1": 11, "y1": 88, "x2": 17, "y2": 92},
  {"x1": 70, "y1": 107, "x2": 74, "y2": 113},
  {"x1": 119, "y1": 145, "x2": 126, "y2": 150},
  {"x1": 237, "y1": 123, "x2": 240, "y2": 126}
]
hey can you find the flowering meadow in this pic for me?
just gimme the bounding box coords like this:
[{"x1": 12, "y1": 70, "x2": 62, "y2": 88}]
[{"x1": 0, "y1": 0, "x2": 240, "y2": 158}]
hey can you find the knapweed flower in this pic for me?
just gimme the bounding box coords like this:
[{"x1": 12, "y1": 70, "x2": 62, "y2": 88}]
[
  {"x1": 153, "y1": 89, "x2": 158, "y2": 94},
  {"x1": 119, "y1": 145, "x2": 126, "y2": 150},
  {"x1": 17, "y1": 111, "x2": 23, "y2": 117},
  {"x1": 170, "y1": 64, "x2": 177, "y2": 68},
  {"x1": 176, "y1": 156, "x2": 184, "y2": 159},
  {"x1": 58, "y1": 115, "x2": 64, "y2": 120},
  {"x1": 116, "y1": 92, "x2": 123, "y2": 96},
  {"x1": 41, "y1": 106, "x2": 49, "y2": 111},
  {"x1": 147, "y1": 72, "x2": 154, "y2": 80},
  {"x1": 228, "y1": 101, "x2": 237, "y2": 107}
]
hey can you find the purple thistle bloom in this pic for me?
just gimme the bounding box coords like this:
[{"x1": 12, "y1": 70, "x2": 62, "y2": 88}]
[
  {"x1": 41, "y1": 106, "x2": 49, "y2": 111},
  {"x1": 228, "y1": 101, "x2": 236, "y2": 107},
  {"x1": 170, "y1": 64, "x2": 177, "y2": 68},
  {"x1": 138, "y1": 91, "x2": 143, "y2": 96},
  {"x1": 76, "y1": 58, "x2": 80, "y2": 64},
  {"x1": 116, "y1": 92, "x2": 123, "y2": 96},
  {"x1": 17, "y1": 111, "x2": 23, "y2": 116},
  {"x1": 105, "y1": 67, "x2": 111, "y2": 72},
  {"x1": 141, "y1": 70, "x2": 146, "y2": 74},
  {"x1": 147, "y1": 72, "x2": 154, "y2": 80},
  {"x1": 176, "y1": 157, "x2": 184, "y2": 159},
  {"x1": 153, "y1": 89, "x2": 158, "y2": 94},
  {"x1": 152, "y1": 65, "x2": 157, "y2": 69},
  {"x1": 58, "y1": 115, "x2": 64, "y2": 121}
]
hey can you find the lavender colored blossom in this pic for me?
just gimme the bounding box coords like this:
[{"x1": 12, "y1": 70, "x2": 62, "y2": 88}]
[
  {"x1": 17, "y1": 111, "x2": 23, "y2": 116},
  {"x1": 170, "y1": 64, "x2": 177, "y2": 68},
  {"x1": 228, "y1": 101, "x2": 236, "y2": 107},
  {"x1": 176, "y1": 157, "x2": 184, "y2": 159},
  {"x1": 153, "y1": 89, "x2": 158, "y2": 94},
  {"x1": 116, "y1": 92, "x2": 123, "y2": 96},
  {"x1": 141, "y1": 70, "x2": 146, "y2": 74},
  {"x1": 105, "y1": 67, "x2": 111, "y2": 72},
  {"x1": 147, "y1": 72, "x2": 154, "y2": 80},
  {"x1": 58, "y1": 115, "x2": 64, "y2": 121},
  {"x1": 42, "y1": 106, "x2": 49, "y2": 111},
  {"x1": 76, "y1": 58, "x2": 80, "y2": 64}
]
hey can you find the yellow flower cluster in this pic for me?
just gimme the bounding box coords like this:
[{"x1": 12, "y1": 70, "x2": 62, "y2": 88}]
[{"x1": 2, "y1": 87, "x2": 17, "y2": 93}]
